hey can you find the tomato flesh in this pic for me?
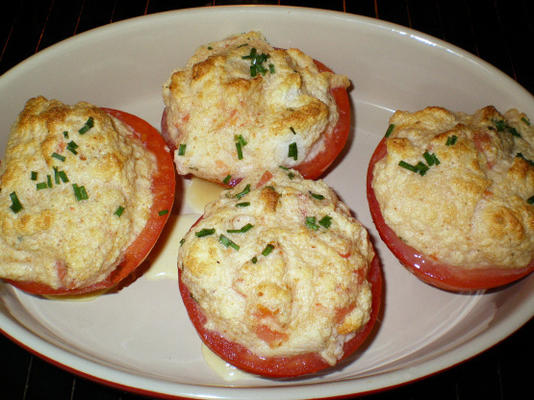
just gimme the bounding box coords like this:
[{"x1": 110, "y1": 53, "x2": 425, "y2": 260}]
[
  {"x1": 7, "y1": 108, "x2": 176, "y2": 296},
  {"x1": 161, "y1": 59, "x2": 351, "y2": 185},
  {"x1": 179, "y1": 255, "x2": 382, "y2": 378},
  {"x1": 367, "y1": 137, "x2": 534, "y2": 292}
]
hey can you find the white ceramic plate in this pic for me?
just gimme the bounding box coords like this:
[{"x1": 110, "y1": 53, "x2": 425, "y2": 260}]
[{"x1": 1, "y1": 6, "x2": 533, "y2": 400}]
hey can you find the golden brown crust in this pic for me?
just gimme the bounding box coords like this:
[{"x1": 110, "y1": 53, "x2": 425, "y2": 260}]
[
  {"x1": 0, "y1": 97, "x2": 155, "y2": 289},
  {"x1": 372, "y1": 106, "x2": 534, "y2": 269}
]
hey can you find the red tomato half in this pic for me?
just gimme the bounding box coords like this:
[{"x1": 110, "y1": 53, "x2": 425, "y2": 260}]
[
  {"x1": 367, "y1": 138, "x2": 534, "y2": 292},
  {"x1": 161, "y1": 59, "x2": 351, "y2": 185},
  {"x1": 7, "y1": 108, "x2": 176, "y2": 296},
  {"x1": 179, "y1": 254, "x2": 382, "y2": 378}
]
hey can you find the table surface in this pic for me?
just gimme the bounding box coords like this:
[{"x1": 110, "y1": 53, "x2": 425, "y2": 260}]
[{"x1": 1, "y1": 1, "x2": 532, "y2": 399}]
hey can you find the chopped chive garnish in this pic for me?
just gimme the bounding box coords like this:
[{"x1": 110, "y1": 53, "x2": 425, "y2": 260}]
[
  {"x1": 251, "y1": 256, "x2": 258, "y2": 264},
  {"x1": 31, "y1": 171, "x2": 38, "y2": 181},
  {"x1": 67, "y1": 141, "x2": 78, "y2": 155},
  {"x1": 63, "y1": 131, "x2": 69, "y2": 138},
  {"x1": 9, "y1": 192, "x2": 23, "y2": 213},
  {"x1": 178, "y1": 144, "x2": 186, "y2": 156},
  {"x1": 236, "y1": 141, "x2": 243, "y2": 160},
  {"x1": 493, "y1": 119, "x2": 521, "y2": 137},
  {"x1": 72, "y1": 184, "x2": 88, "y2": 201},
  {"x1": 235, "y1": 201, "x2": 250, "y2": 207},
  {"x1": 528, "y1": 195, "x2": 534, "y2": 205},
  {"x1": 318, "y1": 215, "x2": 332, "y2": 229},
  {"x1": 51, "y1": 152, "x2": 66, "y2": 162},
  {"x1": 305, "y1": 216, "x2": 319, "y2": 230},
  {"x1": 242, "y1": 47, "x2": 271, "y2": 77},
  {"x1": 399, "y1": 160, "x2": 429, "y2": 176},
  {"x1": 423, "y1": 151, "x2": 440, "y2": 166},
  {"x1": 287, "y1": 171, "x2": 295, "y2": 179},
  {"x1": 522, "y1": 116, "x2": 531, "y2": 126},
  {"x1": 288, "y1": 142, "x2": 298, "y2": 160},
  {"x1": 158, "y1": 209, "x2": 169, "y2": 216},
  {"x1": 58, "y1": 171, "x2": 69, "y2": 183},
  {"x1": 180, "y1": 238, "x2": 185, "y2": 246},
  {"x1": 235, "y1": 184, "x2": 251, "y2": 199},
  {"x1": 262, "y1": 244, "x2": 275, "y2": 256},
  {"x1": 36, "y1": 182, "x2": 48, "y2": 190},
  {"x1": 196, "y1": 228, "x2": 215, "y2": 237},
  {"x1": 53, "y1": 167, "x2": 60, "y2": 184},
  {"x1": 290, "y1": 127, "x2": 297, "y2": 135},
  {"x1": 227, "y1": 223, "x2": 254, "y2": 234},
  {"x1": 446, "y1": 135, "x2": 458, "y2": 146},
  {"x1": 235, "y1": 135, "x2": 247, "y2": 160},
  {"x1": 309, "y1": 191, "x2": 325, "y2": 200},
  {"x1": 269, "y1": 64, "x2": 275, "y2": 74},
  {"x1": 279, "y1": 165, "x2": 289, "y2": 171},
  {"x1": 385, "y1": 124, "x2": 395, "y2": 138},
  {"x1": 47, "y1": 174, "x2": 53, "y2": 188},
  {"x1": 219, "y1": 234, "x2": 240, "y2": 250},
  {"x1": 223, "y1": 175, "x2": 232, "y2": 185},
  {"x1": 78, "y1": 117, "x2": 94, "y2": 134},
  {"x1": 516, "y1": 153, "x2": 534, "y2": 166},
  {"x1": 114, "y1": 206, "x2": 125, "y2": 217}
]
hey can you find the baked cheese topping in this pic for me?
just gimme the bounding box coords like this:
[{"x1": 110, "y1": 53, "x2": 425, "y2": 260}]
[
  {"x1": 0, "y1": 97, "x2": 155, "y2": 289},
  {"x1": 162, "y1": 31, "x2": 350, "y2": 183},
  {"x1": 372, "y1": 106, "x2": 534, "y2": 269},
  {"x1": 178, "y1": 168, "x2": 374, "y2": 365}
]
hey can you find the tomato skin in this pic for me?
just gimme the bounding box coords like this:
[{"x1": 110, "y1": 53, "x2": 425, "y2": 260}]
[
  {"x1": 161, "y1": 59, "x2": 351, "y2": 185},
  {"x1": 179, "y1": 254, "x2": 382, "y2": 378},
  {"x1": 367, "y1": 138, "x2": 534, "y2": 292},
  {"x1": 6, "y1": 108, "x2": 176, "y2": 296}
]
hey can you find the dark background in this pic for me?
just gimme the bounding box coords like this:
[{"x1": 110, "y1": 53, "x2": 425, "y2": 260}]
[{"x1": 1, "y1": 1, "x2": 532, "y2": 399}]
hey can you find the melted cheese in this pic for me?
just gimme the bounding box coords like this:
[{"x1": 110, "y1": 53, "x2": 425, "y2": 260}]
[
  {"x1": 179, "y1": 169, "x2": 374, "y2": 365},
  {"x1": 0, "y1": 97, "x2": 155, "y2": 289},
  {"x1": 372, "y1": 106, "x2": 534, "y2": 269},
  {"x1": 162, "y1": 31, "x2": 350, "y2": 183}
]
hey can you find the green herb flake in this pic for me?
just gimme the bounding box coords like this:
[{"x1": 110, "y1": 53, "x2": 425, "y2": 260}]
[
  {"x1": 72, "y1": 184, "x2": 89, "y2": 201},
  {"x1": 385, "y1": 124, "x2": 395, "y2": 138},
  {"x1": 251, "y1": 256, "x2": 258, "y2": 264},
  {"x1": 223, "y1": 175, "x2": 232, "y2": 185},
  {"x1": 51, "y1": 152, "x2": 66, "y2": 162},
  {"x1": 288, "y1": 142, "x2": 298, "y2": 160},
  {"x1": 235, "y1": 201, "x2": 250, "y2": 208},
  {"x1": 235, "y1": 184, "x2": 251, "y2": 199},
  {"x1": 423, "y1": 151, "x2": 440, "y2": 166},
  {"x1": 63, "y1": 131, "x2": 69, "y2": 139},
  {"x1": 58, "y1": 171, "x2": 69, "y2": 183},
  {"x1": 78, "y1": 117, "x2": 94, "y2": 134},
  {"x1": 178, "y1": 144, "x2": 186, "y2": 156},
  {"x1": 446, "y1": 135, "x2": 458, "y2": 146},
  {"x1": 242, "y1": 47, "x2": 272, "y2": 77},
  {"x1": 227, "y1": 223, "x2": 254, "y2": 234},
  {"x1": 522, "y1": 116, "x2": 531, "y2": 126},
  {"x1": 9, "y1": 192, "x2": 23, "y2": 213},
  {"x1": 67, "y1": 141, "x2": 79, "y2": 155},
  {"x1": 47, "y1": 174, "x2": 53, "y2": 188},
  {"x1": 114, "y1": 206, "x2": 125, "y2": 217},
  {"x1": 399, "y1": 160, "x2": 429, "y2": 176},
  {"x1": 219, "y1": 234, "x2": 240, "y2": 251},
  {"x1": 318, "y1": 215, "x2": 332, "y2": 229},
  {"x1": 30, "y1": 171, "x2": 38, "y2": 181},
  {"x1": 53, "y1": 167, "x2": 60, "y2": 184},
  {"x1": 196, "y1": 228, "x2": 216, "y2": 237},
  {"x1": 527, "y1": 195, "x2": 534, "y2": 205},
  {"x1": 180, "y1": 238, "x2": 186, "y2": 246},
  {"x1": 261, "y1": 244, "x2": 275, "y2": 257},
  {"x1": 235, "y1": 141, "x2": 244, "y2": 160},
  {"x1": 309, "y1": 191, "x2": 325, "y2": 200},
  {"x1": 158, "y1": 209, "x2": 169, "y2": 216},
  {"x1": 305, "y1": 216, "x2": 319, "y2": 231},
  {"x1": 290, "y1": 127, "x2": 297, "y2": 135},
  {"x1": 36, "y1": 182, "x2": 48, "y2": 190},
  {"x1": 493, "y1": 119, "x2": 521, "y2": 137}
]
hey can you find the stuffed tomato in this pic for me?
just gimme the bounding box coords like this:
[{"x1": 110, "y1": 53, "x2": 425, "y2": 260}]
[
  {"x1": 0, "y1": 97, "x2": 175, "y2": 295},
  {"x1": 161, "y1": 31, "x2": 351, "y2": 186},
  {"x1": 367, "y1": 106, "x2": 534, "y2": 292},
  {"x1": 178, "y1": 168, "x2": 381, "y2": 377}
]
